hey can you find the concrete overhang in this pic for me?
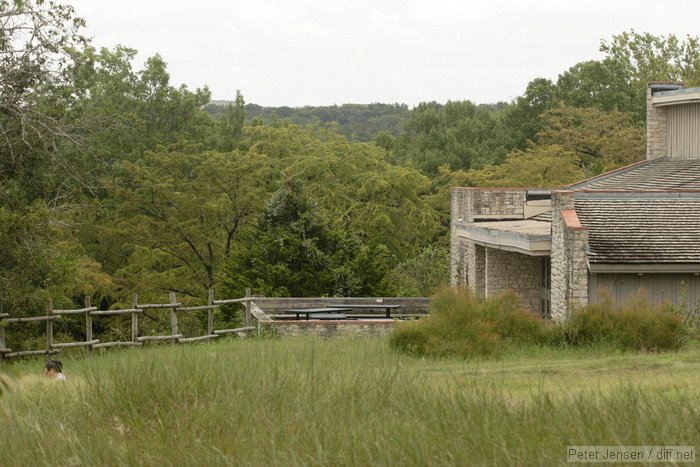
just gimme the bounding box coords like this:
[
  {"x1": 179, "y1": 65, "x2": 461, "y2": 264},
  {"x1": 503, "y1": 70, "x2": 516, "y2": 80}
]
[
  {"x1": 588, "y1": 263, "x2": 700, "y2": 274},
  {"x1": 652, "y1": 87, "x2": 700, "y2": 107},
  {"x1": 455, "y1": 221, "x2": 551, "y2": 256}
]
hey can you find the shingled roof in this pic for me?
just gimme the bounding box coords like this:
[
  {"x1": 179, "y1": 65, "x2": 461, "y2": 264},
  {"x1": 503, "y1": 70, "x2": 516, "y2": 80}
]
[
  {"x1": 566, "y1": 157, "x2": 700, "y2": 191},
  {"x1": 575, "y1": 195, "x2": 700, "y2": 264}
]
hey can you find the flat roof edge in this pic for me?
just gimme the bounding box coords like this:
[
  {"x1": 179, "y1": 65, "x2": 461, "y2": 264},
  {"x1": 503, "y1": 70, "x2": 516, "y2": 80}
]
[{"x1": 451, "y1": 187, "x2": 530, "y2": 192}]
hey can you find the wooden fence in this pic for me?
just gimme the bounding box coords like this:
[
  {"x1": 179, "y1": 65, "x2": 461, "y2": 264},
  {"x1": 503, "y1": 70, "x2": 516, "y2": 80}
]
[{"x1": 0, "y1": 289, "x2": 265, "y2": 359}]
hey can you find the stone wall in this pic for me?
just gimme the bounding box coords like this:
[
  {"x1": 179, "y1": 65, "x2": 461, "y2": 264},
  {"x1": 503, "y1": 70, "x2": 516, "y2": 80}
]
[
  {"x1": 484, "y1": 247, "x2": 541, "y2": 311},
  {"x1": 268, "y1": 320, "x2": 395, "y2": 337},
  {"x1": 450, "y1": 188, "x2": 528, "y2": 288},
  {"x1": 550, "y1": 191, "x2": 589, "y2": 320},
  {"x1": 469, "y1": 189, "x2": 527, "y2": 218},
  {"x1": 450, "y1": 188, "x2": 528, "y2": 222},
  {"x1": 647, "y1": 85, "x2": 669, "y2": 160}
]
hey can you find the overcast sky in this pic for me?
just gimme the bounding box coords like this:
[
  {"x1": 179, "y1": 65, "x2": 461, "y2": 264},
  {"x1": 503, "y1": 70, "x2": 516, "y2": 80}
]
[{"x1": 68, "y1": 0, "x2": 700, "y2": 107}]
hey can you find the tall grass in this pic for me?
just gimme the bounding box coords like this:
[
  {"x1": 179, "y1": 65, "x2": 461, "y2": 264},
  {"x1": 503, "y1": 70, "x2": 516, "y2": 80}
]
[{"x1": 1, "y1": 337, "x2": 698, "y2": 466}]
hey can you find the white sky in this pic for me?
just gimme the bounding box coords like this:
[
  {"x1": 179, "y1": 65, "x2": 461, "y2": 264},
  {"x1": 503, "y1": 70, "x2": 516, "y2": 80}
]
[{"x1": 68, "y1": 0, "x2": 700, "y2": 107}]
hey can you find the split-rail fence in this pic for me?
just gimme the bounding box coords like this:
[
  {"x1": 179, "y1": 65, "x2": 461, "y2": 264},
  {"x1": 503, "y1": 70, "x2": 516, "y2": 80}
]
[{"x1": 0, "y1": 288, "x2": 272, "y2": 359}]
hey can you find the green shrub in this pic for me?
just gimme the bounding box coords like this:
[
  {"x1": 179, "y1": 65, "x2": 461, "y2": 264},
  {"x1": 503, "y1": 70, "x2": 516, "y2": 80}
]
[
  {"x1": 391, "y1": 288, "x2": 694, "y2": 359},
  {"x1": 560, "y1": 292, "x2": 690, "y2": 351},
  {"x1": 390, "y1": 288, "x2": 549, "y2": 358},
  {"x1": 388, "y1": 321, "x2": 429, "y2": 355}
]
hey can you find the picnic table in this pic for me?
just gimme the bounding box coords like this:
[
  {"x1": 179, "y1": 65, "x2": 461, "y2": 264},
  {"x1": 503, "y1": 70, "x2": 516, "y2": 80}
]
[
  {"x1": 326, "y1": 303, "x2": 401, "y2": 318},
  {"x1": 283, "y1": 307, "x2": 352, "y2": 320}
]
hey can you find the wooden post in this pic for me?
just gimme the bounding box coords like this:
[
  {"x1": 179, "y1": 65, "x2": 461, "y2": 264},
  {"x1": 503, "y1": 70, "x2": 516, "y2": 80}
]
[
  {"x1": 207, "y1": 289, "x2": 215, "y2": 336},
  {"x1": 170, "y1": 291, "x2": 178, "y2": 346},
  {"x1": 85, "y1": 295, "x2": 93, "y2": 358},
  {"x1": 131, "y1": 294, "x2": 139, "y2": 343},
  {"x1": 0, "y1": 314, "x2": 6, "y2": 357},
  {"x1": 46, "y1": 300, "x2": 54, "y2": 353},
  {"x1": 244, "y1": 287, "x2": 252, "y2": 328}
]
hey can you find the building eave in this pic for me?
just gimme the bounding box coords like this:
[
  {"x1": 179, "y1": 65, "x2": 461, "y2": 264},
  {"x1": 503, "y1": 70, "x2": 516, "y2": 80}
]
[
  {"x1": 456, "y1": 223, "x2": 551, "y2": 256},
  {"x1": 652, "y1": 88, "x2": 700, "y2": 106},
  {"x1": 588, "y1": 263, "x2": 700, "y2": 273}
]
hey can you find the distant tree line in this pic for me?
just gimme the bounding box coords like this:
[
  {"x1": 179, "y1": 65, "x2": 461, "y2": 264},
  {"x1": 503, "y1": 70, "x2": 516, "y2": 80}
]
[{"x1": 203, "y1": 102, "x2": 411, "y2": 142}]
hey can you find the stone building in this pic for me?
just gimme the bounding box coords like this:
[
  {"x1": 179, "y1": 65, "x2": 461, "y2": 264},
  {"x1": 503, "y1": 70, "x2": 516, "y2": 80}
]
[{"x1": 451, "y1": 83, "x2": 700, "y2": 320}]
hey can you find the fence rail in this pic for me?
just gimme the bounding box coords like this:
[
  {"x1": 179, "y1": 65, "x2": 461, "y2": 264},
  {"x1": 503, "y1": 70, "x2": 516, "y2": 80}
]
[
  {"x1": 0, "y1": 291, "x2": 430, "y2": 360},
  {"x1": 0, "y1": 288, "x2": 260, "y2": 360}
]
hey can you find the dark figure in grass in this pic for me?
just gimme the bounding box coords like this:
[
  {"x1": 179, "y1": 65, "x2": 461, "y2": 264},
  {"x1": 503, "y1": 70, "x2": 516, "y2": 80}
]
[{"x1": 44, "y1": 360, "x2": 66, "y2": 381}]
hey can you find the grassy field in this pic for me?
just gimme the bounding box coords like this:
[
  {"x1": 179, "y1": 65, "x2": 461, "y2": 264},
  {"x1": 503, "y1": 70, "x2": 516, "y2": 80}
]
[{"x1": 0, "y1": 337, "x2": 698, "y2": 466}]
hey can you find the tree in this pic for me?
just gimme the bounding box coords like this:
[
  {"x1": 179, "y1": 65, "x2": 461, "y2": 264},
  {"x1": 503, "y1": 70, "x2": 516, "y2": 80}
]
[
  {"x1": 0, "y1": 0, "x2": 86, "y2": 170},
  {"x1": 466, "y1": 144, "x2": 584, "y2": 188},
  {"x1": 216, "y1": 90, "x2": 246, "y2": 151},
  {"x1": 388, "y1": 245, "x2": 449, "y2": 297},
  {"x1": 239, "y1": 124, "x2": 442, "y2": 259},
  {"x1": 601, "y1": 31, "x2": 700, "y2": 87},
  {"x1": 65, "y1": 45, "x2": 213, "y2": 164},
  {"x1": 453, "y1": 105, "x2": 645, "y2": 188},
  {"x1": 391, "y1": 100, "x2": 510, "y2": 175},
  {"x1": 0, "y1": 0, "x2": 98, "y2": 319},
  {"x1": 600, "y1": 31, "x2": 700, "y2": 123},
  {"x1": 536, "y1": 105, "x2": 645, "y2": 175},
  {"x1": 104, "y1": 144, "x2": 277, "y2": 299},
  {"x1": 556, "y1": 59, "x2": 638, "y2": 117},
  {"x1": 501, "y1": 78, "x2": 558, "y2": 149},
  {"x1": 220, "y1": 180, "x2": 391, "y2": 298},
  {"x1": 222, "y1": 181, "x2": 344, "y2": 297}
]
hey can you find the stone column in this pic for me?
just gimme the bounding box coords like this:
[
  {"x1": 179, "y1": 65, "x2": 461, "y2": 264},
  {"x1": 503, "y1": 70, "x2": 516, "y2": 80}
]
[
  {"x1": 450, "y1": 188, "x2": 473, "y2": 286},
  {"x1": 467, "y1": 242, "x2": 485, "y2": 297},
  {"x1": 646, "y1": 82, "x2": 683, "y2": 160},
  {"x1": 550, "y1": 190, "x2": 590, "y2": 321},
  {"x1": 568, "y1": 227, "x2": 589, "y2": 308},
  {"x1": 647, "y1": 85, "x2": 667, "y2": 160},
  {"x1": 550, "y1": 191, "x2": 574, "y2": 320}
]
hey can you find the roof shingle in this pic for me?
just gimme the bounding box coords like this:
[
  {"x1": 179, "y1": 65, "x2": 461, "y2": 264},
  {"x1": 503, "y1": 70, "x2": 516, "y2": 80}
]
[
  {"x1": 567, "y1": 157, "x2": 700, "y2": 191},
  {"x1": 575, "y1": 197, "x2": 700, "y2": 263}
]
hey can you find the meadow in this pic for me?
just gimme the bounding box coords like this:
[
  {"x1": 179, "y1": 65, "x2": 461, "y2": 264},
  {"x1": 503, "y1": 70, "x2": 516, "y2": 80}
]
[{"x1": 0, "y1": 337, "x2": 698, "y2": 466}]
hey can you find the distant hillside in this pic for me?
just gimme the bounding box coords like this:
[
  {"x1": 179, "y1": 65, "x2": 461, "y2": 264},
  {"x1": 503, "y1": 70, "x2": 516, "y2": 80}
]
[{"x1": 203, "y1": 102, "x2": 410, "y2": 141}]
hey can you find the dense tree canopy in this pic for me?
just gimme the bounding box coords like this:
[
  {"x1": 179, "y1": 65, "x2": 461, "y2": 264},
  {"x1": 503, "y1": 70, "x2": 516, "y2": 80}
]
[
  {"x1": 220, "y1": 180, "x2": 391, "y2": 298},
  {"x1": 388, "y1": 100, "x2": 511, "y2": 176},
  {"x1": 1, "y1": 1, "x2": 696, "y2": 346},
  {"x1": 0, "y1": 0, "x2": 90, "y2": 316}
]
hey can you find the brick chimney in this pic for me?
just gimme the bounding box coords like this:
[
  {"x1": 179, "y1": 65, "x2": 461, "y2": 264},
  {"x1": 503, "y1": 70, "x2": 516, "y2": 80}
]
[{"x1": 646, "y1": 82, "x2": 684, "y2": 160}]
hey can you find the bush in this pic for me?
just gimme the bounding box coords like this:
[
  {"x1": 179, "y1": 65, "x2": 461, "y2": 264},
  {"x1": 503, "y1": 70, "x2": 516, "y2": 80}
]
[
  {"x1": 390, "y1": 288, "x2": 694, "y2": 359},
  {"x1": 387, "y1": 321, "x2": 429, "y2": 356},
  {"x1": 389, "y1": 288, "x2": 549, "y2": 358},
  {"x1": 559, "y1": 292, "x2": 689, "y2": 351}
]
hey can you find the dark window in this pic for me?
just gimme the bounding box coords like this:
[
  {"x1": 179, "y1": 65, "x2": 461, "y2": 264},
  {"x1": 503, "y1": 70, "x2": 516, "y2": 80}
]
[{"x1": 540, "y1": 257, "x2": 551, "y2": 319}]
